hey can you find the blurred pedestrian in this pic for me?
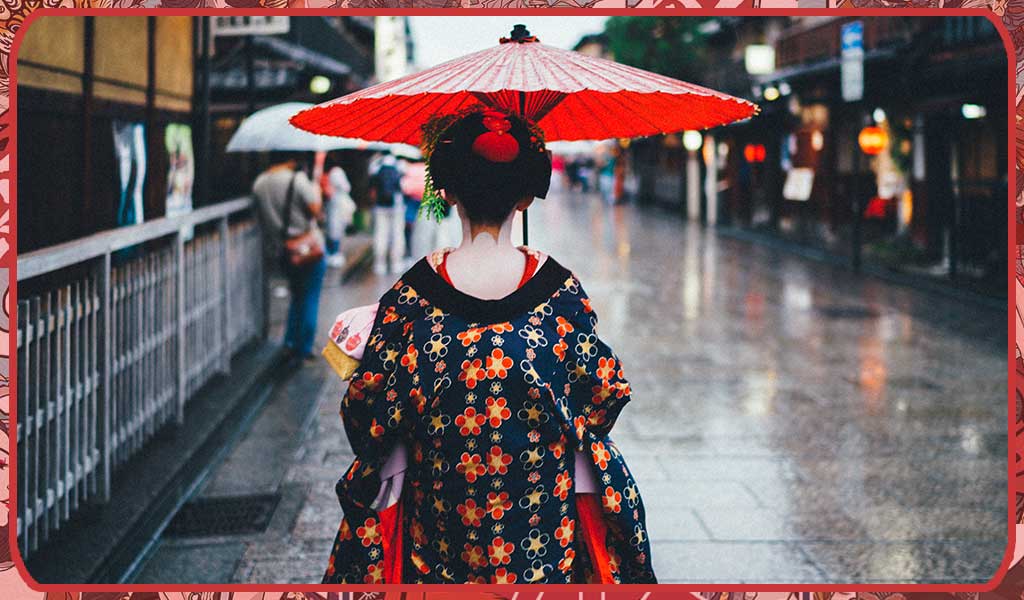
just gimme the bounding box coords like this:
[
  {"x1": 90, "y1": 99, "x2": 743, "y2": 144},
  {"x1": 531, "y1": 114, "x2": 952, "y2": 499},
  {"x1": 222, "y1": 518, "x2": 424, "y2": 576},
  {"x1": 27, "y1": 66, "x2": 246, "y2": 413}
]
[
  {"x1": 599, "y1": 153, "x2": 616, "y2": 204},
  {"x1": 369, "y1": 153, "x2": 406, "y2": 275},
  {"x1": 577, "y1": 156, "x2": 594, "y2": 192},
  {"x1": 400, "y1": 159, "x2": 424, "y2": 256},
  {"x1": 252, "y1": 152, "x2": 326, "y2": 362},
  {"x1": 322, "y1": 157, "x2": 356, "y2": 268}
]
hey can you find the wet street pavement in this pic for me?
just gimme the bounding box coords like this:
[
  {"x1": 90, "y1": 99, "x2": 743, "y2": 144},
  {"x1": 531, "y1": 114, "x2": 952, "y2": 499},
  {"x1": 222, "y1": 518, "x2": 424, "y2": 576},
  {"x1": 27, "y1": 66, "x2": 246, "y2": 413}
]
[{"x1": 135, "y1": 190, "x2": 1008, "y2": 584}]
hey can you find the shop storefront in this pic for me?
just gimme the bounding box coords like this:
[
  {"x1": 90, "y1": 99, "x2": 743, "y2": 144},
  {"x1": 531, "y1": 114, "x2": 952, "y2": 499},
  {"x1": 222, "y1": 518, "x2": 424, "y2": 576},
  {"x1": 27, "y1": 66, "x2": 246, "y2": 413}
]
[{"x1": 716, "y1": 16, "x2": 1007, "y2": 297}]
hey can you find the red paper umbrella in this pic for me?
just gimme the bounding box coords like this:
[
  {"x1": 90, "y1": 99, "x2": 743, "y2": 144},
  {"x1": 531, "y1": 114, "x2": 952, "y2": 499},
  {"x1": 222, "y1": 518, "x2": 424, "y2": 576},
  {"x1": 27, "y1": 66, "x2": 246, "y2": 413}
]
[{"x1": 290, "y1": 25, "x2": 758, "y2": 145}]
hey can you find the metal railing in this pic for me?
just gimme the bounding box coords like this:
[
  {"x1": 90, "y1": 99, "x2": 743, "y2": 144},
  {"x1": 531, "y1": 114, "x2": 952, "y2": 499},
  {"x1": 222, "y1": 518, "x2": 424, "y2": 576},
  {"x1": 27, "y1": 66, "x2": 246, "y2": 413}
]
[{"x1": 15, "y1": 197, "x2": 265, "y2": 558}]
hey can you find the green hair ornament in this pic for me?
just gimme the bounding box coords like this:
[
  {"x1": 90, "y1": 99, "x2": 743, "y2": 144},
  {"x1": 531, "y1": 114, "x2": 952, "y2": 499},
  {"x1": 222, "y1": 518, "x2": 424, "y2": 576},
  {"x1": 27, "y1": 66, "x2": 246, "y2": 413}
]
[{"x1": 417, "y1": 107, "x2": 546, "y2": 222}]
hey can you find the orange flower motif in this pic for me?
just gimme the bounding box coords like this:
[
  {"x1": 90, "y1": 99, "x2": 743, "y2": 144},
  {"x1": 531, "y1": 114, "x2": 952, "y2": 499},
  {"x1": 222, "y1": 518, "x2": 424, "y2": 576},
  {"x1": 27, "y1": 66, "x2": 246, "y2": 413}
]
[
  {"x1": 582, "y1": 297, "x2": 594, "y2": 313},
  {"x1": 553, "y1": 339, "x2": 568, "y2": 361},
  {"x1": 592, "y1": 440, "x2": 611, "y2": 470},
  {"x1": 400, "y1": 343, "x2": 418, "y2": 374},
  {"x1": 457, "y1": 452, "x2": 486, "y2": 483},
  {"x1": 348, "y1": 372, "x2": 384, "y2": 401},
  {"x1": 368, "y1": 419, "x2": 385, "y2": 439},
  {"x1": 455, "y1": 406, "x2": 486, "y2": 436},
  {"x1": 556, "y1": 315, "x2": 575, "y2": 337},
  {"x1": 364, "y1": 560, "x2": 385, "y2": 583},
  {"x1": 410, "y1": 387, "x2": 428, "y2": 414},
  {"x1": 485, "y1": 396, "x2": 511, "y2": 427},
  {"x1": 558, "y1": 548, "x2": 576, "y2": 573},
  {"x1": 411, "y1": 550, "x2": 432, "y2": 574},
  {"x1": 596, "y1": 356, "x2": 617, "y2": 381},
  {"x1": 486, "y1": 445, "x2": 513, "y2": 475},
  {"x1": 457, "y1": 498, "x2": 486, "y2": 527},
  {"x1": 602, "y1": 486, "x2": 623, "y2": 513},
  {"x1": 488, "y1": 536, "x2": 515, "y2": 566},
  {"x1": 591, "y1": 381, "x2": 614, "y2": 405},
  {"x1": 410, "y1": 519, "x2": 427, "y2": 547},
  {"x1": 492, "y1": 567, "x2": 518, "y2": 583},
  {"x1": 485, "y1": 348, "x2": 514, "y2": 379},
  {"x1": 356, "y1": 517, "x2": 382, "y2": 547},
  {"x1": 382, "y1": 307, "x2": 399, "y2": 324},
  {"x1": 457, "y1": 327, "x2": 484, "y2": 346},
  {"x1": 554, "y1": 471, "x2": 573, "y2": 501},
  {"x1": 459, "y1": 358, "x2": 486, "y2": 389},
  {"x1": 574, "y1": 415, "x2": 586, "y2": 440},
  {"x1": 548, "y1": 439, "x2": 565, "y2": 459},
  {"x1": 486, "y1": 491, "x2": 512, "y2": 519},
  {"x1": 461, "y1": 543, "x2": 487, "y2": 569},
  {"x1": 489, "y1": 322, "x2": 514, "y2": 333},
  {"x1": 554, "y1": 516, "x2": 575, "y2": 547},
  {"x1": 338, "y1": 518, "x2": 353, "y2": 541},
  {"x1": 587, "y1": 409, "x2": 607, "y2": 429}
]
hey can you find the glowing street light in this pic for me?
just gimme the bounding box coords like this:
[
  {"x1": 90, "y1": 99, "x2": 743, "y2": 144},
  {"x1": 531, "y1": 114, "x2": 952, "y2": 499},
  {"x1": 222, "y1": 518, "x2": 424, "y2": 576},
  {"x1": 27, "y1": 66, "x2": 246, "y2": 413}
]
[
  {"x1": 961, "y1": 103, "x2": 986, "y2": 119},
  {"x1": 309, "y1": 75, "x2": 332, "y2": 95},
  {"x1": 682, "y1": 130, "x2": 704, "y2": 152}
]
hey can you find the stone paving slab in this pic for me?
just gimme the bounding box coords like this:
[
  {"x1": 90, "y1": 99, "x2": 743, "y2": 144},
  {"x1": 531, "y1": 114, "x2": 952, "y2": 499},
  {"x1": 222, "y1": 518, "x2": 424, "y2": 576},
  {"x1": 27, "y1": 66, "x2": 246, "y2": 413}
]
[{"x1": 651, "y1": 540, "x2": 827, "y2": 583}]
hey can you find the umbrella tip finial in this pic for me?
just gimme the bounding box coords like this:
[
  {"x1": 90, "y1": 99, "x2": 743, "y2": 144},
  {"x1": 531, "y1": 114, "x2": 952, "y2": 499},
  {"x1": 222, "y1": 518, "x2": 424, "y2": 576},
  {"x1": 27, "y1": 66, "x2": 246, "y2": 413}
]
[{"x1": 501, "y1": 24, "x2": 538, "y2": 44}]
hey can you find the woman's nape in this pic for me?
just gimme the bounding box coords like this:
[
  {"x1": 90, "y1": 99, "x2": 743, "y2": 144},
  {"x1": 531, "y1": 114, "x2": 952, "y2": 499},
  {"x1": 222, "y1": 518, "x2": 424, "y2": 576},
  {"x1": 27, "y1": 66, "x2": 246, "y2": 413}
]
[{"x1": 440, "y1": 193, "x2": 534, "y2": 301}]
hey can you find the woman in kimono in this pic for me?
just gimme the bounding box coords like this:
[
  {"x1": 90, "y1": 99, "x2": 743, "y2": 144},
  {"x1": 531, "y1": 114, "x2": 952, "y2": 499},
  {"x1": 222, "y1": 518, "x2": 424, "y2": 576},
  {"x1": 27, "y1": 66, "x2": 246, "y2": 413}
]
[{"x1": 322, "y1": 109, "x2": 655, "y2": 584}]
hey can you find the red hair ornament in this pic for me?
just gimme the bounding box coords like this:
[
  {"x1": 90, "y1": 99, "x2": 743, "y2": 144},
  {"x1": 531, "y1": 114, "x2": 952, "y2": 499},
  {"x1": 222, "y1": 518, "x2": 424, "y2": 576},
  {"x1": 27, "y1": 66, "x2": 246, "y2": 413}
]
[{"x1": 471, "y1": 111, "x2": 520, "y2": 163}]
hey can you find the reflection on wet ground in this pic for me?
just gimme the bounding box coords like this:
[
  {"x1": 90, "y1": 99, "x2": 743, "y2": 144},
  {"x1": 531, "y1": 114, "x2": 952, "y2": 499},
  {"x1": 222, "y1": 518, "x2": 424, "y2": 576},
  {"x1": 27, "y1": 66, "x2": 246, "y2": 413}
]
[{"x1": 529, "y1": 191, "x2": 1007, "y2": 583}]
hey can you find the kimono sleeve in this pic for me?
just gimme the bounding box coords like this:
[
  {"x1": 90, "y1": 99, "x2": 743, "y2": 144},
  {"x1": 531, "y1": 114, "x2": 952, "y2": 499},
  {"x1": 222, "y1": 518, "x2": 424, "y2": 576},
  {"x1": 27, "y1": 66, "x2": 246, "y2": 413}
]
[
  {"x1": 337, "y1": 305, "x2": 418, "y2": 509},
  {"x1": 565, "y1": 302, "x2": 632, "y2": 439}
]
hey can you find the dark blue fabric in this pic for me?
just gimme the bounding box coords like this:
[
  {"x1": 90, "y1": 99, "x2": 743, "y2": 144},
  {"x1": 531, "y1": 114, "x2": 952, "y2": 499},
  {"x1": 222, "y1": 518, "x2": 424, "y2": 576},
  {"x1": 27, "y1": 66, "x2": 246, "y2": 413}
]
[{"x1": 323, "y1": 258, "x2": 655, "y2": 584}]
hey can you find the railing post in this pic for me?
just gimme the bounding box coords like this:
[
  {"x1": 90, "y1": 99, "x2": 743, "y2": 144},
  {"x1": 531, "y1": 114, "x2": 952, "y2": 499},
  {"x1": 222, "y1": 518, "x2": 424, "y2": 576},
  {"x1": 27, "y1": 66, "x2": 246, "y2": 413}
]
[
  {"x1": 219, "y1": 216, "x2": 231, "y2": 374},
  {"x1": 175, "y1": 229, "x2": 186, "y2": 426},
  {"x1": 98, "y1": 253, "x2": 111, "y2": 502}
]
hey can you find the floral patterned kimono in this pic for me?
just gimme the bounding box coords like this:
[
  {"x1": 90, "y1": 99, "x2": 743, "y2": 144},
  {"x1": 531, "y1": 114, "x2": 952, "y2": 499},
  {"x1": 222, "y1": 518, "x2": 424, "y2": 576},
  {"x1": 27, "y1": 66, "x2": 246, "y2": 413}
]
[{"x1": 322, "y1": 251, "x2": 656, "y2": 584}]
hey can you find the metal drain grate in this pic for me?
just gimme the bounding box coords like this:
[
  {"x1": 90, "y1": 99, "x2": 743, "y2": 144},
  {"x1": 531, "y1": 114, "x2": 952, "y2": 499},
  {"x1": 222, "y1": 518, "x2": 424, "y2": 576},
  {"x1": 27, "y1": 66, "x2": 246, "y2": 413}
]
[
  {"x1": 165, "y1": 493, "x2": 281, "y2": 537},
  {"x1": 816, "y1": 305, "x2": 879, "y2": 320}
]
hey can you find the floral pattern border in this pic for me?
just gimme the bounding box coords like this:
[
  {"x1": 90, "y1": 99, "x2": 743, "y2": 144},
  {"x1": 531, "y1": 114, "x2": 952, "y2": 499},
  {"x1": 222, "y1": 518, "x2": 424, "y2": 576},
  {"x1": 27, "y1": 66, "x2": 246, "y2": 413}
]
[{"x1": 0, "y1": 0, "x2": 1020, "y2": 595}]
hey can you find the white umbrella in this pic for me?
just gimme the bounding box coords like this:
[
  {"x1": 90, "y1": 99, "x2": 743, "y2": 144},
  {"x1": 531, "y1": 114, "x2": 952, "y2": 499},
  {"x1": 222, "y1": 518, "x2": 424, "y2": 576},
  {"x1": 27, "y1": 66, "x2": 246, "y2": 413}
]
[
  {"x1": 227, "y1": 102, "x2": 391, "y2": 153},
  {"x1": 546, "y1": 139, "x2": 609, "y2": 156},
  {"x1": 388, "y1": 143, "x2": 423, "y2": 160}
]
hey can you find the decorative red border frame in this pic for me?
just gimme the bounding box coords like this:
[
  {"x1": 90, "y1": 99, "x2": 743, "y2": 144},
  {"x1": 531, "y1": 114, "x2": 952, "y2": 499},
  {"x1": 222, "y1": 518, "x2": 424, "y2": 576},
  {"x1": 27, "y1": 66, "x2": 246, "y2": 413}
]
[{"x1": 0, "y1": 5, "x2": 1018, "y2": 597}]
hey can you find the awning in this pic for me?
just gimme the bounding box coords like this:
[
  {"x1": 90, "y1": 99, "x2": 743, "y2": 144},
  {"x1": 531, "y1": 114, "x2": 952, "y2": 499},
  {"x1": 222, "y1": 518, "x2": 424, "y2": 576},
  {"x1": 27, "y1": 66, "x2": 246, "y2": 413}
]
[
  {"x1": 755, "y1": 47, "x2": 898, "y2": 85},
  {"x1": 250, "y1": 35, "x2": 352, "y2": 78}
]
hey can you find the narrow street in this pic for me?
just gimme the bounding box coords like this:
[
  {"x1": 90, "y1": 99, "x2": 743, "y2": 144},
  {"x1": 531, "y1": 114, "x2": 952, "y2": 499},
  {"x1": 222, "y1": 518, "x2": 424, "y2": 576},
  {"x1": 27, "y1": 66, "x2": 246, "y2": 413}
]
[{"x1": 135, "y1": 190, "x2": 1008, "y2": 584}]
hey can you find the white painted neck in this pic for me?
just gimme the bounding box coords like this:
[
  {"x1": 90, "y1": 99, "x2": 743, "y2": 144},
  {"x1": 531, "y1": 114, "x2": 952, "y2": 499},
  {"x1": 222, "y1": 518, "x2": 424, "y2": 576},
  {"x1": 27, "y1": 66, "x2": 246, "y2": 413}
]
[{"x1": 443, "y1": 206, "x2": 526, "y2": 300}]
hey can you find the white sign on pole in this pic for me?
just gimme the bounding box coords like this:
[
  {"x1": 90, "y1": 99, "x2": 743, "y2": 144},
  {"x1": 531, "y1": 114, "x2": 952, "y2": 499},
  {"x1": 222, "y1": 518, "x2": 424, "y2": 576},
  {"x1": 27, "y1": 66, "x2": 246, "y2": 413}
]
[
  {"x1": 840, "y1": 20, "x2": 864, "y2": 102},
  {"x1": 212, "y1": 16, "x2": 290, "y2": 37}
]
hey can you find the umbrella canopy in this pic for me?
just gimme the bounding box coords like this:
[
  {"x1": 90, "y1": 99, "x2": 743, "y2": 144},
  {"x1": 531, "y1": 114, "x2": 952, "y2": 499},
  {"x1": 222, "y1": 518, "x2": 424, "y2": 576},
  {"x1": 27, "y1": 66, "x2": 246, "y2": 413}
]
[
  {"x1": 290, "y1": 25, "x2": 758, "y2": 145},
  {"x1": 227, "y1": 102, "x2": 392, "y2": 153}
]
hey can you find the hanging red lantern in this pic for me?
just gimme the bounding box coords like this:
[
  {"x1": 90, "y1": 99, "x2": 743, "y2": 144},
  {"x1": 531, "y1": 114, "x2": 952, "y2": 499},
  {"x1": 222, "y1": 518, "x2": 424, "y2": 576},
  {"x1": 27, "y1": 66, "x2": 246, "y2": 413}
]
[
  {"x1": 743, "y1": 143, "x2": 766, "y2": 163},
  {"x1": 858, "y1": 126, "x2": 889, "y2": 156}
]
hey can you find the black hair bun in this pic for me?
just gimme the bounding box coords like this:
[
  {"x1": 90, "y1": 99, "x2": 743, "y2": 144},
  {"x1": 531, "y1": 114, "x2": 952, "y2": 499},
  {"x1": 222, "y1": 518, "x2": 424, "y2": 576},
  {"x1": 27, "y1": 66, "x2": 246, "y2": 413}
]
[{"x1": 429, "y1": 110, "x2": 552, "y2": 225}]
